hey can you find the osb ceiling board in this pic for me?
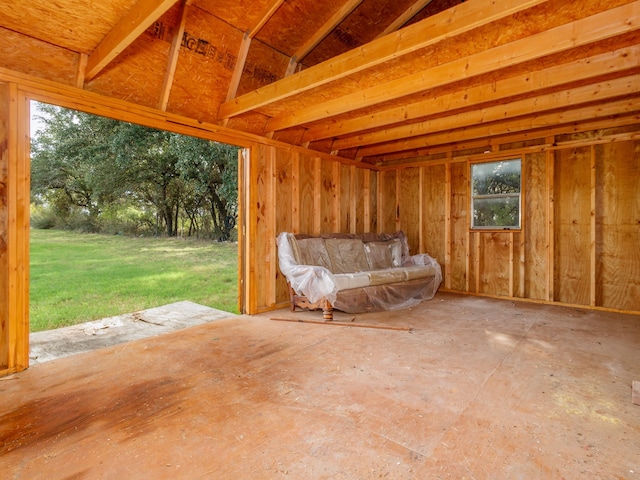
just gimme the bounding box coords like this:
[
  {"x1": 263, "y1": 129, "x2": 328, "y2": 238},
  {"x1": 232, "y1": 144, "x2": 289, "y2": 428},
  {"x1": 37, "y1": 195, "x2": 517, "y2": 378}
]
[
  {"x1": 302, "y1": 0, "x2": 430, "y2": 67},
  {"x1": 254, "y1": 0, "x2": 341, "y2": 58},
  {"x1": 161, "y1": 6, "x2": 245, "y2": 122},
  {"x1": 0, "y1": 28, "x2": 78, "y2": 86},
  {"x1": 0, "y1": 0, "x2": 139, "y2": 53},
  {"x1": 237, "y1": 39, "x2": 290, "y2": 97},
  {"x1": 85, "y1": 25, "x2": 172, "y2": 110},
  {"x1": 407, "y1": 0, "x2": 466, "y2": 26},
  {"x1": 193, "y1": 0, "x2": 273, "y2": 34}
]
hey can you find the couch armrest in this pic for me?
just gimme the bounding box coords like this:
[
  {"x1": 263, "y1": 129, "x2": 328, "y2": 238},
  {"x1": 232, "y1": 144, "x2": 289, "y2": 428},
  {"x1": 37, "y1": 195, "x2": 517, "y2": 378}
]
[
  {"x1": 403, "y1": 253, "x2": 443, "y2": 286},
  {"x1": 277, "y1": 232, "x2": 338, "y2": 304}
]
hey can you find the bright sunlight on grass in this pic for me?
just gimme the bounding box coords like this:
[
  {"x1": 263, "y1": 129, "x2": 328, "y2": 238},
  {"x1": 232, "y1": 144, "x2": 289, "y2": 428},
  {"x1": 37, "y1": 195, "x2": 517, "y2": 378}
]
[{"x1": 30, "y1": 229, "x2": 238, "y2": 332}]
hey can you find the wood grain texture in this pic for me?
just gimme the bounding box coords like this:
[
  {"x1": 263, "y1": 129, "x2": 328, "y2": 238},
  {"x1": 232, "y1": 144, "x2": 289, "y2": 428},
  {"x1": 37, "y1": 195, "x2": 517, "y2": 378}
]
[
  {"x1": 596, "y1": 140, "x2": 640, "y2": 311},
  {"x1": 554, "y1": 147, "x2": 592, "y2": 305}
]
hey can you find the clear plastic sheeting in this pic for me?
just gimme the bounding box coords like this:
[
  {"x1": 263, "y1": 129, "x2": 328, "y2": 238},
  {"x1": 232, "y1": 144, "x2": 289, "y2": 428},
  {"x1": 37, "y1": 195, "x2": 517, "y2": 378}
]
[
  {"x1": 276, "y1": 231, "x2": 443, "y2": 314},
  {"x1": 277, "y1": 232, "x2": 339, "y2": 304}
]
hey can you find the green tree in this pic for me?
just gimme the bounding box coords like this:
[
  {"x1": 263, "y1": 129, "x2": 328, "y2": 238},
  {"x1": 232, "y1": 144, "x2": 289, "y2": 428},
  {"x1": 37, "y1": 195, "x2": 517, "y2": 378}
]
[{"x1": 30, "y1": 102, "x2": 240, "y2": 238}]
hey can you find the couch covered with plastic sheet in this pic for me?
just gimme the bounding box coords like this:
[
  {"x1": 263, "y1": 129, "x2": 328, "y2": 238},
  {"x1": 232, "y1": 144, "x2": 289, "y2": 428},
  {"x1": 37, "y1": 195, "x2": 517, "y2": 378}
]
[{"x1": 276, "y1": 231, "x2": 442, "y2": 319}]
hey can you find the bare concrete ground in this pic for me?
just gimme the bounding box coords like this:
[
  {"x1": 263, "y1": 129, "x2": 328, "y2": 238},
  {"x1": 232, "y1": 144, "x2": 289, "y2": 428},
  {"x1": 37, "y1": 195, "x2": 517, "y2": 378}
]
[{"x1": 29, "y1": 301, "x2": 237, "y2": 365}]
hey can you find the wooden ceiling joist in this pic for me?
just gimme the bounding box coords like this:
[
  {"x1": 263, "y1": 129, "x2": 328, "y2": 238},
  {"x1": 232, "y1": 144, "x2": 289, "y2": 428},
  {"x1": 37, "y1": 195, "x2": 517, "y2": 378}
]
[
  {"x1": 218, "y1": 0, "x2": 549, "y2": 119},
  {"x1": 84, "y1": 0, "x2": 179, "y2": 82},
  {"x1": 266, "y1": 1, "x2": 640, "y2": 132},
  {"x1": 374, "y1": 0, "x2": 434, "y2": 40},
  {"x1": 303, "y1": 45, "x2": 640, "y2": 143},
  {"x1": 332, "y1": 73, "x2": 640, "y2": 151},
  {"x1": 285, "y1": 0, "x2": 365, "y2": 76},
  {"x1": 357, "y1": 96, "x2": 640, "y2": 158},
  {"x1": 335, "y1": 74, "x2": 640, "y2": 151},
  {"x1": 375, "y1": 113, "x2": 640, "y2": 165}
]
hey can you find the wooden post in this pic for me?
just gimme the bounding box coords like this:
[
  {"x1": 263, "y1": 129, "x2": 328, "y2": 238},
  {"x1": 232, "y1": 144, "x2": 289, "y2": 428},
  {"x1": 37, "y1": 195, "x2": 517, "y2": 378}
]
[
  {"x1": 0, "y1": 83, "x2": 30, "y2": 374},
  {"x1": 590, "y1": 145, "x2": 597, "y2": 306},
  {"x1": 546, "y1": 138, "x2": 555, "y2": 301},
  {"x1": 444, "y1": 159, "x2": 452, "y2": 290},
  {"x1": 363, "y1": 169, "x2": 371, "y2": 233}
]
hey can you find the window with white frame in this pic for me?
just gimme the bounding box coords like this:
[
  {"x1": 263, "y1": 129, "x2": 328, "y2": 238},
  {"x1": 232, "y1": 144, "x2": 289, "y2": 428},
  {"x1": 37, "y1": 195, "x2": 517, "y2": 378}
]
[{"x1": 471, "y1": 158, "x2": 521, "y2": 229}]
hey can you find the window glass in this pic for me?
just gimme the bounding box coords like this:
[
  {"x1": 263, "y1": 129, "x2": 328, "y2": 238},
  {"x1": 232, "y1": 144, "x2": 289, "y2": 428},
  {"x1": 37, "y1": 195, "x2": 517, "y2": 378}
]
[{"x1": 471, "y1": 159, "x2": 521, "y2": 229}]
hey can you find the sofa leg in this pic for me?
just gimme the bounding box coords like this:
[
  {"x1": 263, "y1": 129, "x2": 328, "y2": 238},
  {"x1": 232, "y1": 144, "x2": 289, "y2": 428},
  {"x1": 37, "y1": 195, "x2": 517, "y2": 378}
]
[{"x1": 322, "y1": 301, "x2": 334, "y2": 321}]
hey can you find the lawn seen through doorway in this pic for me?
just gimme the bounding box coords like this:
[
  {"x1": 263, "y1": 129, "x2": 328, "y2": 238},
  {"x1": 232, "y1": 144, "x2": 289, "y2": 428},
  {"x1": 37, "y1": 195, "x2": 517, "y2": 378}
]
[{"x1": 30, "y1": 229, "x2": 238, "y2": 332}]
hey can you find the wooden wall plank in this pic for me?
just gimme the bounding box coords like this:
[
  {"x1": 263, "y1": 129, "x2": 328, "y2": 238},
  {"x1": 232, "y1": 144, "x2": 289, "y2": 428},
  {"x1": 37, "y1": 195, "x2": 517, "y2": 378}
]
[
  {"x1": 399, "y1": 168, "x2": 420, "y2": 253},
  {"x1": 275, "y1": 148, "x2": 293, "y2": 304},
  {"x1": 420, "y1": 164, "x2": 446, "y2": 274},
  {"x1": 478, "y1": 233, "x2": 511, "y2": 296},
  {"x1": 524, "y1": 151, "x2": 548, "y2": 300},
  {"x1": 377, "y1": 170, "x2": 396, "y2": 233},
  {"x1": 254, "y1": 144, "x2": 276, "y2": 309},
  {"x1": 340, "y1": 163, "x2": 351, "y2": 233},
  {"x1": 596, "y1": 140, "x2": 640, "y2": 311},
  {"x1": 365, "y1": 170, "x2": 380, "y2": 232},
  {"x1": 444, "y1": 161, "x2": 452, "y2": 289},
  {"x1": 291, "y1": 151, "x2": 300, "y2": 232},
  {"x1": 0, "y1": 83, "x2": 30, "y2": 374},
  {"x1": 320, "y1": 158, "x2": 337, "y2": 233},
  {"x1": 0, "y1": 82, "x2": 9, "y2": 371},
  {"x1": 357, "y1": 167, "x2": 366, "y2": 233},
  {"x1": 449, "y1": 162, "x2": 468, "y2": 291},
  {"x1": 554, "y1": 147, "x2": 592, "y2": 305},
  {"x1": 590, "y1": 145, "x2": 597, "y2": 306},
  {"x1": 298, "y1": 153, "x2": 316, "y2": 234}
]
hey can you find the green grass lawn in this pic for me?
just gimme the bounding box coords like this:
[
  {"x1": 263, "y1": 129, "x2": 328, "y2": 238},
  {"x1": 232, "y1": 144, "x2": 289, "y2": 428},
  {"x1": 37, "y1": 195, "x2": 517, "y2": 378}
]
[{"x1": 29, "y1": 229, "x2": 238, "y2": 332}]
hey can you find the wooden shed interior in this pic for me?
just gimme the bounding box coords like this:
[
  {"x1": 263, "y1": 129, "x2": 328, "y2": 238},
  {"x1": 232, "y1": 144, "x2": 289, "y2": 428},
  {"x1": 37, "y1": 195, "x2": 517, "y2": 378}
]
[{"x1": 1, "y1": 0, "x2": 640, "y2": 374}]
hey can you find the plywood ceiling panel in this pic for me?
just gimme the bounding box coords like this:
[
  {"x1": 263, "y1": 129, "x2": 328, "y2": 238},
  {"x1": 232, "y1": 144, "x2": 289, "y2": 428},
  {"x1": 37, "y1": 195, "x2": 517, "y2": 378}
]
[{"x1": 0, "y1": 0, "x2": 139, "y2": 53}]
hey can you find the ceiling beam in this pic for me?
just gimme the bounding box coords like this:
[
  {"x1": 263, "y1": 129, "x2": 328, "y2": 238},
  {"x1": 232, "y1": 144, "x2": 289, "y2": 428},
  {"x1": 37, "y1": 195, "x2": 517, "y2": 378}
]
[
  {"x1": 285, "y1": 0, "x2": 365, "y2": 76},
  {"x1": 374, "y1": 0, "x2": 434, "y2": 40},
  {"x1": 356, "y1": 95, "x2": 640, "y2": 157},
  {"x1": 218, "y1": 0, "x2": 549, "y2": 119},
  {"x1": 333, "y1": 74, "x2": 640, "y2": 150},
  {"x1": 225, "y1": 0, "x2": 285, "y2": 102},
  {"x1": 374, "y1": 113, "x2": 640, "y2": 165},
  {"x1": 265, "y1": 1, "x2": 640, "y2": 132},
  {"x1": 85, "y1": 0, "x2": 178, "y2": 82},
  {"x1": 303, "y1": 46, "x2": 640, "y2": 142}
]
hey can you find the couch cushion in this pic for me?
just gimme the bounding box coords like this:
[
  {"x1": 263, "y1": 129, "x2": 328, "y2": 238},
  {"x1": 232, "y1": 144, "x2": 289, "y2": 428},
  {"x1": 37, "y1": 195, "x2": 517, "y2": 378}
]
[
  {"x1": 403, "y1": 265, "x2": 438, "y2": 280},
  {"x1": 325, "y1": 238, "x2": 370, "y2": 274},
  {"x1": 297, "y1": 238, "x2": 333, "y2": 270},
  {"x1": 389, "y1": 238, "x2": 403, "y2": 267},
  {"x1": 368, "y1": 268, "x2": 407, "y2": 286},
  {"x1": 364, "y1": 241, "x2": 393, "y2": 270},
  {"x1": 333, "y1": 272, "x2": 371, "y2": 291}
]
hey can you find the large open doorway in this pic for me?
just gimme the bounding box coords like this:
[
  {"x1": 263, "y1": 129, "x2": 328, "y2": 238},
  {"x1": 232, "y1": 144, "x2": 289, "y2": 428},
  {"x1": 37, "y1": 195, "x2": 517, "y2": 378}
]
[{"x1": 28, "y1": 100, "x2": 243, "y2": 362}]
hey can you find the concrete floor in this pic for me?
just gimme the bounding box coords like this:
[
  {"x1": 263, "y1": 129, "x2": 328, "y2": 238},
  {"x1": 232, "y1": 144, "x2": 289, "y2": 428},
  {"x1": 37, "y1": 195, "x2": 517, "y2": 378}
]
[{"x1": 0, "y1": 292, "x2": 638, "y2": 479}]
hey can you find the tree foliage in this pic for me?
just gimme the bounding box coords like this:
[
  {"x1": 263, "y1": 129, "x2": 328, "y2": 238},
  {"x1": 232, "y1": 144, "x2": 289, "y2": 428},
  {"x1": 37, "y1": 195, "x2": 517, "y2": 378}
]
[
  {"x1": 471, "y1": 159, "x2": 521, "y2": 228},
  {"x1": 30, "y1": 103, "x2": 239, "y2": 239}
]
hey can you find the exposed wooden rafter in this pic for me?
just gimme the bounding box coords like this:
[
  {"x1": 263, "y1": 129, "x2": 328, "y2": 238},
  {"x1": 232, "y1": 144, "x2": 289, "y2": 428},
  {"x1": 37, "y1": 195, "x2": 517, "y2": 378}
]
[
  {"x1": 302, "y1": 46, "x2": 640, "y2": 143},
  {"x1": 265, "y1": 2, "x2": 640, "y2": 132},
  {"x1": 225, "y1": 0, "x2": 286, "y2": 102},
  {"x1": 218, "y1": 0, "x2": 549, "y2": 120},
  {"x1": 85, "y1": 0, "x2": 178, "y2": 82},
  {"x1": 158, "y1": 0, "x2": 190, "y2": 111},
  {"x1": 284, "y1": 0, "x2": 365, "y2": 77}
]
